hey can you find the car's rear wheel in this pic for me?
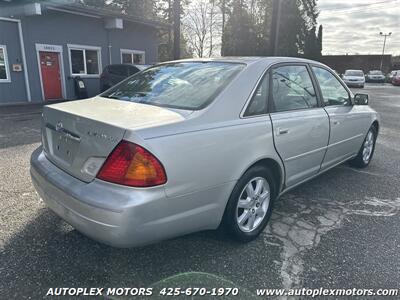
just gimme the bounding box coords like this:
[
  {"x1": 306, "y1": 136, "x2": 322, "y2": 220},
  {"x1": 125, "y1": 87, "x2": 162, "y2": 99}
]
[
  {"x1": 349, "y1": 126, "x2": 377, "y2": 168},
  {"x1": 222, "y1": 165, "x2": 276, "y2": 242}
]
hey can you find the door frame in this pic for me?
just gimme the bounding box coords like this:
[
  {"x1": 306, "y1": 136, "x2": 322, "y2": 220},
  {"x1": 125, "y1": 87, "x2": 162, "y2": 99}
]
[{"x1": 35, "y1": 43, "x2": 67, "y2": 101}]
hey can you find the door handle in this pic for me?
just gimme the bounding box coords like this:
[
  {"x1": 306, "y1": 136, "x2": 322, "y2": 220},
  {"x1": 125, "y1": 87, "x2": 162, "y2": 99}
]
[
  {"x1": 332, "y1": 120, "x2": 340, "y2": 125},
  {"x1": 277, "y1": 128, "x2": 289, "y2": 135}
]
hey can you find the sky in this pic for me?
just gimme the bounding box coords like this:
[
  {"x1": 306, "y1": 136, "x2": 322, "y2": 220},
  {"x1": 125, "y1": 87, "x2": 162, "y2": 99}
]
[{"x1": 318, "y1": 0, "x2": 400, "y2": 55}]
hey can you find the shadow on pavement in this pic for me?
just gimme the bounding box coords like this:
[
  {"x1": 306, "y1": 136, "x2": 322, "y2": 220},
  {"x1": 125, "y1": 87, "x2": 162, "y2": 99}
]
[{"x1": 0, "y1": 206, "x2": 270, "y2": 299}]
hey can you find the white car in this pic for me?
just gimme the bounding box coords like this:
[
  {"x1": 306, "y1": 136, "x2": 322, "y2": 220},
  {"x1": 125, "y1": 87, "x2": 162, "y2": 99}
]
[{"x1": 342, "y1": 70, "x2": 365, "y2": 88}]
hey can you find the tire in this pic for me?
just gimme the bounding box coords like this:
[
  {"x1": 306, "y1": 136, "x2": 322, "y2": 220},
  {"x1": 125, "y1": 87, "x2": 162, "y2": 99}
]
[
  {"x1": 349, "y1": 126, "x2": 377, "y2": 168},
  {"x1": 222, "y1": 165, "x2": 277, "y2": 243}
]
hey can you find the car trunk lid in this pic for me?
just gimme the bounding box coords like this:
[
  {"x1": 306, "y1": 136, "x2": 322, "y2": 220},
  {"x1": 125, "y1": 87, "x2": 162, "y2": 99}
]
[{"x1": 41, "y1": 97, "x2": 185, "y2": 182}]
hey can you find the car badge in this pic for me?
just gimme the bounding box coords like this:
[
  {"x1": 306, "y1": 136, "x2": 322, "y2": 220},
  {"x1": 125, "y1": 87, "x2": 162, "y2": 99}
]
[{"x1": 55, "y1": 121, "x2": 63, "y2": 132}]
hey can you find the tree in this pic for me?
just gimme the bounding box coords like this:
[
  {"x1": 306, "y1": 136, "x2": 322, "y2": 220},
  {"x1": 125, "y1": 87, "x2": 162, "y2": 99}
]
[
  {"x1": 183, "y1": 0, "x2": 221, "y2": 57},
  {"x1": 157, "y1": 0, "x2": 191, "y2": 61},
  {"x1": 304, "y1": 26, "x2": 321, "y2": 60},
  {"x1": 318, "y1": 24, "x2": 323, "y2": 54},
  {"x1": 274, "y1": 0, "x2": 305, "y2": 56},
  {"x1": 173, "y1": 0, "x2": 181, "y2": 59},
  {"x1": 221, "y1": 0, "x2": 257, "y2": 56},
  {"x1": 219, "y1": 0, "x2": 319, "y2": 57}
]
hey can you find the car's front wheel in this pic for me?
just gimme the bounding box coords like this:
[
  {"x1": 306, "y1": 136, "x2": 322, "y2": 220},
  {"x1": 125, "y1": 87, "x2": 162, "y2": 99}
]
[
  {"x1": 222, "y1": 165, "x2": 276, "y2": 242},
  {"x1": 349, "y1": 126, "x2": 377, "y2": 168}
]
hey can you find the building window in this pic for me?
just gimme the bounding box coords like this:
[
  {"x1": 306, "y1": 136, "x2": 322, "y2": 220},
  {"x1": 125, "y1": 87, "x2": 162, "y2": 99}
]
[
  {"x1": 121, "y1": 49, "x2": 145, "y2": 65},
  {"x1": 68, "y1": 45, "x2": 101, "y2": 76},
  {"x1": 0, "y1": 45, "x2": 11, "y2": 82}
]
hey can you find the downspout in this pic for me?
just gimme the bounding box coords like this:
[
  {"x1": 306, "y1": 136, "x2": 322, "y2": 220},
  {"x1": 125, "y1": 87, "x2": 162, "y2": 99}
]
[
  {"x1": 0, "y1": 17, "x2": 32, "y2": 102},
  {"x1": 17, "y1": 20, "x2": 31, "y2": 102},
  {"x1": 107, "y1": 30, "x2": 112, "y2": 65}
]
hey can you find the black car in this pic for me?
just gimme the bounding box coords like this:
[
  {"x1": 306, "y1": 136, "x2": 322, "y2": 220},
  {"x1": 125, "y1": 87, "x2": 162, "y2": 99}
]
[{"x1": 100, "y1": 64, "x2": 150, "y2": 92}]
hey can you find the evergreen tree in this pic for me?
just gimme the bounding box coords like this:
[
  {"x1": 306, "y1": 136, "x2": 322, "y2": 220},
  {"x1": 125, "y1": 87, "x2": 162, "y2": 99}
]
[
  {"x1": 304, "y1": 26, "x2": 320, "y2": 59},
  {"x1": 221, "y1": 0, "x2": 319, "y2": 57},
  {"x1": 221, "y1": 1, "x2": 257, "y2": 56},
  {"x1": 317, "y1": 24, "x2": 323, "y2": 54},
  {"x1": 272, "y1": 0, "x2": 302, "y2": 56}
]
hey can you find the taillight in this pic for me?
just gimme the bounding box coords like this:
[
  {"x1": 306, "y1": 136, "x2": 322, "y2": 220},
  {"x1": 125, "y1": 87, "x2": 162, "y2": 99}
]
[{"x1": 97, "y1": 140, "x2": 167, "y2": 187}]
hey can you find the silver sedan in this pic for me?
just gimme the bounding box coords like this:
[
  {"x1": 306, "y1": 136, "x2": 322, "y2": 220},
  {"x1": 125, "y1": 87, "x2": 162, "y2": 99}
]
[{"x1": 30, "y1": 57, "x2": 380, "y2": 247}]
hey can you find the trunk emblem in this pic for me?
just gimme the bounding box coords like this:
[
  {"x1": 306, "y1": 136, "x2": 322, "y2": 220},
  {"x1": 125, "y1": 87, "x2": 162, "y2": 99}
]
[
  {"x1": 87, "y1": 130, "x2": 117, "y2": 143},
  {"x1": 55, "y1": 121, "x2": 63, "y2": 132}
]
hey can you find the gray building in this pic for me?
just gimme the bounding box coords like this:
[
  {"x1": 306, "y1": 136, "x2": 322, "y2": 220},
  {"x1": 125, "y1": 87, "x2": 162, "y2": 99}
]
[{"x1": 0, "y1": 1, "x2": 169, "y2": 105}]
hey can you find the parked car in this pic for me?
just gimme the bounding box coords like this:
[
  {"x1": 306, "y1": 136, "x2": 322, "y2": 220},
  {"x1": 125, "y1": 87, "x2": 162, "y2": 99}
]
[
  {"x1": 100, "y1": 64, "x2": 151, "y2": 92},
  {"x1": 388, "y1": 70, "x2": 400, "y2": 83},
  {"x1": 365, "y1": 70, "x2": 386, "y2": 83},
  {"x1": 392, "y1": 73, "x2": 400, "y2": 86},
  {"x1": 342, "y1": 69, "x2": 365, "y2": 88},
  {"x1": 31, "y1": 57, "x2": 379, "y2": 248}
]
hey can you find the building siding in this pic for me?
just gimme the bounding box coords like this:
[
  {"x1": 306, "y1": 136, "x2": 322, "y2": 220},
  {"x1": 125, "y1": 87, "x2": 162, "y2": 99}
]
[
  {"x1": 0, "y1": 20, "x2": 27, "y2": 104},
  {"x1": 0, "y1": 9, "x2": 159, "y2": 105}
]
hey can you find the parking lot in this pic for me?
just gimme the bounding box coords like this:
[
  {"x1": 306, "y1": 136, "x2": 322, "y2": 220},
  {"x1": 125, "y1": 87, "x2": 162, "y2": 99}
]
[{"x1": 0, "y1": 84, "x2": 399, "y2": 299}]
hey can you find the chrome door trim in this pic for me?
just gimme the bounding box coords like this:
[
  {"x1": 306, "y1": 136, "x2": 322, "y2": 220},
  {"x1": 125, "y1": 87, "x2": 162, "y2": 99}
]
[
  {"x1": 285, "y1": 146, "x2": 328, "y2": 162},
  {"x1": 327, "y1": 133, "x2": 363, "y2": 148}
]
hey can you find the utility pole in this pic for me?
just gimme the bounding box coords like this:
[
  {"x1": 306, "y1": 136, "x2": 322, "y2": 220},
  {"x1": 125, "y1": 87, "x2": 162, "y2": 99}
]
[
  {"x1": 379, "y1": 32, "x2": 392, "y2": 71},
  {"x1": 173, "y1": 0, "x2": 181, "y2": 60},
  {"x1": 270, "y1": 0, "x2": 282, "y2": 56}
]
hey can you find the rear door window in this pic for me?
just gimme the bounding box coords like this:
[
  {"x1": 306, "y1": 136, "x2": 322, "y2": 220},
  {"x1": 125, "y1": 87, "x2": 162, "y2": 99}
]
[{"x1": 271, "y1": 65, "x2": 318, "y2": 112}]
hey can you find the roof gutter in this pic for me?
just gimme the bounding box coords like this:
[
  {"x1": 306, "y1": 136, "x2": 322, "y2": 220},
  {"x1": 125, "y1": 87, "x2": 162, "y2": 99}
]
[
  {"x1": 43, "y1": 3, "x2": 171, "y2": 29},
  {"x1": 0, "y1": 17, "x2": 32, "y2": 102}
]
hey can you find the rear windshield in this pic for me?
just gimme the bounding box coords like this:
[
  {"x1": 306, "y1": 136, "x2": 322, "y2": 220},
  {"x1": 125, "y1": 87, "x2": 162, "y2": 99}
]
[
  {"x1": 370, "y1": 71, "x2": 383, "y2": 75},
  {"x1": 101, "y1": 62, "x2": 244, "y2": 110},
  {"x1": 345, "y1": 70, "x2": 364, "y2": 76}
]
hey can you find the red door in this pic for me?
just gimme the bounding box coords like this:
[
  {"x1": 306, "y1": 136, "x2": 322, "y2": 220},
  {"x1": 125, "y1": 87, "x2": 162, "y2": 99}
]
[{"x1": 39, "y1": 51, "x2": 62, "y2": 100}]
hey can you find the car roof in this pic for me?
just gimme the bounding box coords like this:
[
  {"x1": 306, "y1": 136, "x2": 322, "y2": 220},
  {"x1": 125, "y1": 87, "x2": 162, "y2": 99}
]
[
  {"x1": 106, "y1": 64, "x2": 149, "y2": 68},
  {"x1": 161, "y1": 56, "x2": 324, "y2": 66},
  {"x1": 345, "y1": 69, "x2": 363, "y2": 72}
]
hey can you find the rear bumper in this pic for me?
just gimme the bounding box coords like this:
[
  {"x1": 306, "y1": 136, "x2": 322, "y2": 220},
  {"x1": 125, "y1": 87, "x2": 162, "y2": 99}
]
[{"x1": 30, "y1": 147, "x2": 230, "y2": 247}]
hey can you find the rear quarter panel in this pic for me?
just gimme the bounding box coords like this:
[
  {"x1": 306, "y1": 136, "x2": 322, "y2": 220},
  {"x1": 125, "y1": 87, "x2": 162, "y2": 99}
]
[{"x1": 134, "y1": 117, "x2": 282, "y2": 199}]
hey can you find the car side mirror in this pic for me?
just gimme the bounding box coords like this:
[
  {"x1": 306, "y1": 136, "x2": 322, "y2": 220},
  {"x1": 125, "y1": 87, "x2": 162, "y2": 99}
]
[{"x1": 354, "y1": 93, "x2": 369, "y2": 105}]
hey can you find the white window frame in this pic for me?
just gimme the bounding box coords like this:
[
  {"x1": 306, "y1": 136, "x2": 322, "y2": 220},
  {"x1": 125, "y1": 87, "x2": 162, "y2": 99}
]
[
  {"x1": 67, "y1": 44, "x2": 102, "y2": 78},
  {"x1": 0, "y1": 45, "x2": 11, "y2": 83},
  {"x1": 120, "y1": 49, "x2": 145, "y2": 65}
]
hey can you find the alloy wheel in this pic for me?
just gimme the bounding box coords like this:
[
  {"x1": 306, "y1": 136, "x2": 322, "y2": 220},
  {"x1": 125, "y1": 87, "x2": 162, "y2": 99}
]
[
  {"x1": 236, "y1": 177, "x2": 270, "y2": 232},
  {"x1": 362, "y1": 130, "x2": 375, "y2": 164}
]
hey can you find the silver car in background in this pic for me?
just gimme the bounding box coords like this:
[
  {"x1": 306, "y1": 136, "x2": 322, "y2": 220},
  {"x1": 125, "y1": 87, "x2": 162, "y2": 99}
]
[
  {"x1": 31, "y1": 57, "x2": 380, "y2": 247},
  {"x1": 342, "y1": 69, "x2": 365, "y2": 88},
  {"x1": 366, "y1": 70, "x2": 386, "y2": 83}
]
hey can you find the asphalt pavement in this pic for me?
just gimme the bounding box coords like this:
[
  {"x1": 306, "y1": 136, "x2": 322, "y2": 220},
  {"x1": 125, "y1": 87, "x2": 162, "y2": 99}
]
[{"x1": 0, "y1": 84, "x2": 399, "y2": 299}]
